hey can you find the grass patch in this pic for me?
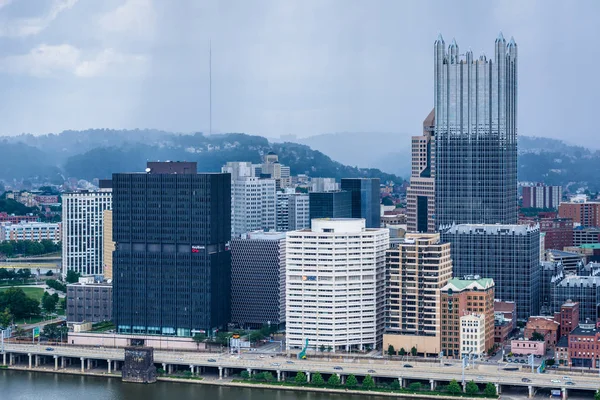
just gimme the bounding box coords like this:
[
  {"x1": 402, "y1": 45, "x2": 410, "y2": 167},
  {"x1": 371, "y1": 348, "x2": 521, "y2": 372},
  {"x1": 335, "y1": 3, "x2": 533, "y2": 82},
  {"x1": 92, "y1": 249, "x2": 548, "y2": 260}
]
[
  {"x1": 91, "y1": 321, "x2": 115, "y2": 332},
  {"x1": 0, "y1": 286, "x2": 45, "y2": 302}
]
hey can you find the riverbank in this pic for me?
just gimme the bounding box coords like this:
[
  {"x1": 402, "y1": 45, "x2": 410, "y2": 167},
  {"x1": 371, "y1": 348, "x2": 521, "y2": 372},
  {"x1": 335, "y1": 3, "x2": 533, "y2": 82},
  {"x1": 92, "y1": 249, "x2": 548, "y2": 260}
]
[{"x1": 2, "y1": 365, "x2": 492, "y2": 400}]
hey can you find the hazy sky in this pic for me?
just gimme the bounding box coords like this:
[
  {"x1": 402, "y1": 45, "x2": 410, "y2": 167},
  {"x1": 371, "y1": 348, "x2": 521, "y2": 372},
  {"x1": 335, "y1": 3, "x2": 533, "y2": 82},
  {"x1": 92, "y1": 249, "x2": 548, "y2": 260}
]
[{"x1": 0, "y1": 0, "x2": 598, "y2": 146}]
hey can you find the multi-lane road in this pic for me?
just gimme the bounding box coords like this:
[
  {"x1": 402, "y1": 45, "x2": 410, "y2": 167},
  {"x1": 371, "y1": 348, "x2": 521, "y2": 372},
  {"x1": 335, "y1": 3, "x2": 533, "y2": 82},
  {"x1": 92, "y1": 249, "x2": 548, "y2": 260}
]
[{"x1": 3, "y1": 342, "x2": 600, "y2": 395}]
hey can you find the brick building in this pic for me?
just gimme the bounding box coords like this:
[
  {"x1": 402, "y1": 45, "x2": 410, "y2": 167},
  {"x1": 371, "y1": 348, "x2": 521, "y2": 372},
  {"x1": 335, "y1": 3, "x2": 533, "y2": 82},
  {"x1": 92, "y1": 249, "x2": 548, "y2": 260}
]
[
  {"x1": 568, "y1": 324, "x2": 600, "y2": 368},
  {"x1": 560, "y1": 301, "x2": 580, "y2": 337},
  {"x1": 524, "y1": 316, "x2": 560, "y2": 350},
  {"x1": 559, "y1": 202, "x2": 600, "y2": 228},
  {"x1": 0, "y1": 212, "x2": 39, "y2": 224}
]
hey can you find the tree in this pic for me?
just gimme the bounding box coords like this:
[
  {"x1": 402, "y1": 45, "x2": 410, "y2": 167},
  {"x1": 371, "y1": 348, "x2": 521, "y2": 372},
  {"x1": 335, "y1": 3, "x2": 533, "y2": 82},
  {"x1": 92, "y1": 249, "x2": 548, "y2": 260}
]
[
  {"x1": 410, "y1": 346, "x2": 417, "y2": 356},
  {"x1": 387, "y1": 344, "x2": 395, "y2": 356},
  {"x1": 447, "y1": 379, "x2": 462, "y2": 395},
  {"x1": 326, "y1": 346, "x2": 332, "y2": 352},
  {"x1": 240, "y1": 370, "x2": 250, "y2": 380},
  {"x1": 263, "y1": 372, "x2": 274, "y2": 382},
  {"x1": 42, "y1": 293, "x2": 57, "y2": 312},
  {"x1": 399, "y1": 347, "x2": 406, "y2": 356},
  {"x1": 382, "y1": 196, "x2": 394, "y2": 206},
  {"x1": 0, "y1": 287, "x2": 40, "y2": 319},
  {"x1": 294, "y1": 371, "x2": 307, "y2": 384},
  {"x1": 45, "y1": 270, "x2": 54, "y2": 276},
  {"x1": 248, "y1": 330, "x2": 264, "y2": 343},
  {"x1": 327, "y1": 374, "x2": 340, "y2": 387},
  {"x1": 595, "y1": 390, "x2": 600, "y2": 400},
  {"x1": 319, "y1": 344, "x2": 326, "y2": 353},
  {"x1": 466, "y1": 380, "x2": 479, "y2": 395},
  {"x1": 0, "y1": 307, "x2": 12, "y2": 328},
  {"x1": 531, "y1": 331, "x2": 545, "y2": 342},
  {"x1": 312, "y1": 372, "x2": 325, "y2": 386},
  {"x1": 362, "y1": 375, "x2": 375, "y2": 390},
  {"x1": 192, "y1": 333, "x2": 206, "y2": 349},
  {"x1": 390, "y1": 379, "x2": 401, "y2": 390},
  {"x1": 408, "y1": 382, "x2": 422, "y2": 391},
  {"x1": 346, "y1": 374, "x2": 358, "y2": 389},
  {"x1": 484, "y1": 382, "x2": 497, "y2": 397},
  {"x1": 66, "y1": 270, "x2": 81, "y2": 284}
]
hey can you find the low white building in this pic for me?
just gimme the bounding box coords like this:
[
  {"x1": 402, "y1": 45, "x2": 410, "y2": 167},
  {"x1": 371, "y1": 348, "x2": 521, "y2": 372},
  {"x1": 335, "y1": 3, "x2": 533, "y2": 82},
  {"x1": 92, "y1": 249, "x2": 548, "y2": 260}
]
[
  {"x1": 285, "y1": 218, "x2": 389, "y2": 353},
  {"x1": 1, "y1": 221, "x2": 61, "y2": 243},
  {"x1": 460, "y1": 314, "x2": 486, "y2": 358}
]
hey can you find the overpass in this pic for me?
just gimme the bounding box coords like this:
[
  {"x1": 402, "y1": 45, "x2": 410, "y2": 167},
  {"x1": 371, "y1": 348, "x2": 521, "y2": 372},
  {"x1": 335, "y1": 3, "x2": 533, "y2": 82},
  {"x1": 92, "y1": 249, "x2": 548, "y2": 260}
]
[{"x1": 2, "y1": 343, "x2": 599, "y2": 398}]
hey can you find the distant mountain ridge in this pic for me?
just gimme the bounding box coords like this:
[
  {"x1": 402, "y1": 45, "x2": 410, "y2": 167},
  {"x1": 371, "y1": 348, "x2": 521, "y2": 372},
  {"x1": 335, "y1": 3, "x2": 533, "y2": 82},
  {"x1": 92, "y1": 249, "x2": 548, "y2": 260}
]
[{"x1": 0, "y1": 130, "x2": 402, "y2": 184}]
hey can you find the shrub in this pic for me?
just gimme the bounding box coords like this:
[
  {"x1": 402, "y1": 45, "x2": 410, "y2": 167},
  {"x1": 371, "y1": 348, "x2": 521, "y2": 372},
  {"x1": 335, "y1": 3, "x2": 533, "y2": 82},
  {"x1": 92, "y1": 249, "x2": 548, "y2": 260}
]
[
  {"x1": 312, "y1": 372, "x2": 325, "y2": 386},
  {"x1": 240, "y1": 370, "x2": 250, "y2": 380},
  {"x1": 408, "y1": 382, "x2": 422, "y2": 391},
  {"x1": 447, "y1": 379, "x2": 462, "y2": 394},
  {"x1": 327, "y1": 374, "x2": 340, "y2": 387},
  {"x1": 466, "y1": 380, "x2": 479, "y2": 395},
  {"x1": 484, "y1": 382, "x2": 497, "y2": 397},
  {"x1": 294, "y1": 371, "x2": 307, "y2": 384},
  {"x1": 390, "y1": 380, "x2": 401, "y2": 390},
  {"x1": 362, "y1": 375, "x2": 375, "y2": 390},
  {"x1": 346, "y1": 374, "x2": 358, "y2": 388}
]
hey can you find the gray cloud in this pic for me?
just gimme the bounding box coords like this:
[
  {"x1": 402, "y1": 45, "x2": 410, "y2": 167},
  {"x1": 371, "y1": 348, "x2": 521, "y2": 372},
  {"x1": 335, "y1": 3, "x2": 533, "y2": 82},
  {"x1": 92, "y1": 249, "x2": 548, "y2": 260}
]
[{"x1": 0, "y1": 0, "x2": 598, "y2": 148}]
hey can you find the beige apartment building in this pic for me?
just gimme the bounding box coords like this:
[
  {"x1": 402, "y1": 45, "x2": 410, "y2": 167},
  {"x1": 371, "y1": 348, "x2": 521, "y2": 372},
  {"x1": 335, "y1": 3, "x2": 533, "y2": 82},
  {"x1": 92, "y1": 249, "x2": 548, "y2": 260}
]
[
  {"x1": 383, "y1": 233, "x2": 452, "y2": 357},
  {"x1": 103, "y1": 210, "x2": 115, "y2": 281}
]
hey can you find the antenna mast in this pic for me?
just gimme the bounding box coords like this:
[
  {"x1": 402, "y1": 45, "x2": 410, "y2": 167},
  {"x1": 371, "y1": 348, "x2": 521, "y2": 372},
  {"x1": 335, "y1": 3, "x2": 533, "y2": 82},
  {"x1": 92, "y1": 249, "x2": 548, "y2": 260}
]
[{"x1": 209, "y1": 39, "x2": 212, "y2": 135}]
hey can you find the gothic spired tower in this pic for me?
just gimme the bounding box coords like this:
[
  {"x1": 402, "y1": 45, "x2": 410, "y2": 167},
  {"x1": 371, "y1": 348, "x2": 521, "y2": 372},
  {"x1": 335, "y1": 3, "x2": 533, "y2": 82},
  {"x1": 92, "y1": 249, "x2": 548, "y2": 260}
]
[{"x1": 434, "y1": 33, "x2": 518, "y2": 227}]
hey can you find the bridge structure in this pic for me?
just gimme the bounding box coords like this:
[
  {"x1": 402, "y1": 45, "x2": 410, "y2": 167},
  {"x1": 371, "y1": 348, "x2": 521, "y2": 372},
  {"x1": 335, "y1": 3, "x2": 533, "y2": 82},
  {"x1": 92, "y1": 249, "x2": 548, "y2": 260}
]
[{"x1": 2, "y1": 343, "x2": 600, "y2": 398}]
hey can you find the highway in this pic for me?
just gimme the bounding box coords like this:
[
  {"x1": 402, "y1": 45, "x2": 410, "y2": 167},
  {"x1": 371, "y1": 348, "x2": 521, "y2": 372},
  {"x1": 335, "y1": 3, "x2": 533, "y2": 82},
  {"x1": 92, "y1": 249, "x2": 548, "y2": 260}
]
[{"x1": 3, "y1": 343, "x2": 600, "y2": 394}]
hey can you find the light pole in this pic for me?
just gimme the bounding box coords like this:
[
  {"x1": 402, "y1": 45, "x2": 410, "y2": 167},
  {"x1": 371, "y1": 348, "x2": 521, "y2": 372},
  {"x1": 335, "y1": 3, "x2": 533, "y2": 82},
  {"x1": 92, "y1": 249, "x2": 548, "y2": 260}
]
[{"x1": 462, "y1": 355, "x2": 467, "y2": 384}]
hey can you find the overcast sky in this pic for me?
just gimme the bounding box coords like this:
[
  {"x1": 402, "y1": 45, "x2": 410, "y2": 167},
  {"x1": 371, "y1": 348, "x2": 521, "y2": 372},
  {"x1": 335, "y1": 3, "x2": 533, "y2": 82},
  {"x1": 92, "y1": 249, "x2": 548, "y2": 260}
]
[{"x1": 0, "y1": 0, "x2": 598, "y2": 146}]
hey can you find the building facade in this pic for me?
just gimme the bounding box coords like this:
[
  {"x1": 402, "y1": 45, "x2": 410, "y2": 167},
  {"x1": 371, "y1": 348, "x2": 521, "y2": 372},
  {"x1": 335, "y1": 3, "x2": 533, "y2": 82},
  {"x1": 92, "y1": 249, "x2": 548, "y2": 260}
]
[
  {"x1": 559, "y1": 202, "x2": 600, "y2": 228},
  {"x1": 310, "y1": 178, "x2": 339, "y2": 193},
  {"x1": 286, "y1": 219, "x2": 389, "y2": 353},
  {"x1": 441, "y1": 224, "x2": 540, "y2": 320},
  {"x1": 511, "y1": 339, "x2": 546, "y2": 356},
  {"x1": 460, "y1": 314, "x2": 486, "y2": 358},
  {"x1": 0, "y1": 222, "x2": 61, "y2": 243},
  {"x1": 573, "y1": 227, "x2": 600, "y2": 246},
  {"x1": 66, "y1": 282, "x2": 112, "y2": 323},
  {"x1": 568, "y1": 324, "x2": 600, "y2": 367},
  {"x1": 341, "y1": 178, "x2": 381, "y2": 228},
  {"x1": 62, "y1": 189, "x2": 113, "y2": 276},
  {"x1": 231, "y1": 231, "x2": 286, "y2": 329},
  {"x1": 112, "y1": 162, "x2": 231, "y2": 336},
  {"x1": 0, "y1": 212, "x2": 38, "y2": 224},
  {"x1": 524, "y1": 316, "x2": 560, "y2": 350},
  {"x1": 384, "y1": 233, "x2": 453, "y2": 357},
  {"x1": 276, "y1": 191, "x2": 310, "y2": 232},
  {"x1": 550, "y1": 274, "x2": 600, "y2": 324},
  {"x1": 434, "y1": 34, "x2": 518, "y2": 227},
  {"x1": 560, "y1": 301, "x2": 580, "y2": 337},
  {"x1": 522, "y1": 184, "x2": 562, "y2": 209},
  {"x1": 308, "y1": 191, "x2": 352, "y2": 222},
  {"x1": 440, "y1": 277, "x2": 495, "y2": 358},
  {"x1": 406, "y1": 109, "x2": 436, "y2": 233},
  {"x1": 231, "y1": 177, "x2": 276, "y2": 237}
]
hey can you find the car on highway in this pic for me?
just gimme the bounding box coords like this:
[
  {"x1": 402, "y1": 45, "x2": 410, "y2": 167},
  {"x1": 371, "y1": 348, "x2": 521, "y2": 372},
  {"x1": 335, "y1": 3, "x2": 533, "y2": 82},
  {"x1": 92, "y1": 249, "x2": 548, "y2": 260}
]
[
  {"x1": 566, "y1": 381, "x2": 575, "y2": 386},
  {"x1": 259, "y1": 355, "x2": 265, "y2": 358},
  {"x1": 521, "y1": 378, "x2": 531, "y2": 383},
  {"x1": 550, "y1": 379, "x2": 561, "y2": 383},
  {"x1": 286, "y1": 361, "x2": 294, "y2": 364},
  {"x1": 476, "y1": 376, "x2": 484, "y2": 380},
  {"x1": 367, "y1": 369, "x2": 376, "y2": 373},
  {"x1": 207, "y1": 359, "x2": 216, "y2": 362},
  {"x1": 333, "y1": 366, "x2": 343, "y2": 371},
  {"x1": 563, "y1": 376, "x2": 571, "y2": 380},
  {"x1": 45, "y1": 347, "x2": 54, "y2": 351},
  {"x1": 519, "y1": 359, "x2": 526, "y2": 364},
  {"x1": 271, "y1": 363, "x2": 280, "y2": 366},
  {"x1": 403, "y1": 364, "x2": 413, "y2": 368}
]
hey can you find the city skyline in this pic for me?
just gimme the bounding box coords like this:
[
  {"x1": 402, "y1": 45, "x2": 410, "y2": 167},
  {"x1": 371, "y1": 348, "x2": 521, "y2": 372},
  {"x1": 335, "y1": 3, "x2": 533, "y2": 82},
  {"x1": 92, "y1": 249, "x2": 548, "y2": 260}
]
[{"x1": 0, "y1": 1, "x2": 598, "y2": 149}]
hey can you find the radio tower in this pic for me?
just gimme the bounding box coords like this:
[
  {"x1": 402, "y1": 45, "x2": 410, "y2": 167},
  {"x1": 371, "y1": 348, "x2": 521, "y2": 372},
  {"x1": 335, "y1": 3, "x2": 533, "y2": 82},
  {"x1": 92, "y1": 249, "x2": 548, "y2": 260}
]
[{"x1": 209, "y1": 39, "x2": 212, "y2": 135}]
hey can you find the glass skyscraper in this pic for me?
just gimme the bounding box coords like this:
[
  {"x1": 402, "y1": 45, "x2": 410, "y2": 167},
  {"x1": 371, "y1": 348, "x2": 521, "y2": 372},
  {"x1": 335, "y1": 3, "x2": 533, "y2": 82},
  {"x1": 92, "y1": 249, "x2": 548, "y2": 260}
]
[
  {"x1": 434, "y1": 33, "x2": 518, "y2": 227},
  {"x1": 341, "y1": 178, "x2": 381, "y2": 228}
]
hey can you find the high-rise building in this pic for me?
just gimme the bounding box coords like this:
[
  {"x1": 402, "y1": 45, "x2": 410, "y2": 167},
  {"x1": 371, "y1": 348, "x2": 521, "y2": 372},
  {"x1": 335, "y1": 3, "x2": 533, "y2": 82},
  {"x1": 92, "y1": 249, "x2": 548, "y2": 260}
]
[
  {"x1": 112, "y1": 162, "x2": 231, "y2": 336},
  {"x1": 441, "y1": 224, "x2": 540, "y2": 320},
  {"x1": 286, "y1": 219, "x2": 389, "y2": 353},
  {"x1": 231, "y1": 177, "x2": 276, "y2": 237},
  {"x1": 62, "y1": 188, "x2": 112, "y2": 276},
  {"x1": 440, "y1": 277, "x2": 495, "y2": 358},
  {"x1": 383, "y1": 233, "x2": 453, "y2": 357},
  {"x1": 276, "y1": 191, "x2": 309, "y2": 232},
  {"x1": 434, "y1": 34, "x2": 518, "y2": 227},
  {"x1": 221, "y1": 161, "x2": 258, "y2": 180},
  {"x1": 550, "y1": 273, "x2": 600, "y2": 324},
  {"x1": 406, "y1": 109, "x2": 436, "y2": 233},
  {"x1": 308, "y1": 191, "x2": 352, "y2": 222},
  {"x1": 261, "y1": 152, "x2": 291, "y2": 189},
  {"x1": 103, "y1": 210, "x2": 114, "y2": 281},
  {"x1": 341, "y1": 178, "x2": 381, "y2": 228},
  {"x1": 559, "y1": 202, "x2": 600, "y2": 228},
  {"x1": 540, "y1": 261, "x2": 564, "y2": 315},
  {"x1": 310, "y1": 178, "x2": 339, "y2": 193},
  {"x1": 522, "y1": 184, "x2": 562, "y2": 209},
  {"x1": 231, "y1": 231, "x2": 286, "y2": 329}
]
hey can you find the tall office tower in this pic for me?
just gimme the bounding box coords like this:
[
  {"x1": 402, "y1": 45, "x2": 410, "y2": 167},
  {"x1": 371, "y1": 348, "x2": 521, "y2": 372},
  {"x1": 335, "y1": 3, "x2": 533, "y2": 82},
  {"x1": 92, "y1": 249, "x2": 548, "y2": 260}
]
[
  {"x1": 440, "y1": 224, "x2": 541, "y2": 320},
  {"x1": 440, "y1": 277, "x2": 495, "y2": 358},
  {"x1": 221, "y1": 161, "x2": 256, "y2": 180},
  {"x1": 261, "y1": 152, "x2": 291, "y2": 189},
  {"x1": 308, "y1": 191, "x2": 352, "y2": 222},
  {"x1": 522, "y1": 184, "x2": 562, "y2": 209},
  {"x1": 434, "y1": 34, "x2": 518, "y2": 227},
  {"x1": 383, "y1": 233, "x2": 453, "y2": 357},
  {"x1": 231, "y1": 231, "x2": 286, "y2": 329},
  {"x1": 341, "y1": 178, "x2": 381, "y2": 228},
  {"x1": 310, "y1": 177, "x2": 339, "y2": 192},
  {"x1": 103, "y1": 210, "x2": 115, "y2": 281},
  {"x1": 286, "y1": 219, "x2": 389, "y2": 353},
  {"x1": 231, "y1": 177, "x2": 276, "y2": 237},
  {"x1": 276, "y1": 191, "x2": 310, "y2": 232},
  {"x1": 406, "y1": 109, "x2": 436, "y2": 233},
  {"x1": 62, "y1": 186, "x2": 112, "y2": 276},
  {"x1": 112, "y1": 162, "x2": 231, "y2": 336}
]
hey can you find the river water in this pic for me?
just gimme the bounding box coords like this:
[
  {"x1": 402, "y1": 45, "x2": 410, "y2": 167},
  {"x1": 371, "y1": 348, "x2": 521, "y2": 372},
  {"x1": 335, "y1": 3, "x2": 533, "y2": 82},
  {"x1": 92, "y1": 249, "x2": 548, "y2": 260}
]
[{"x1": 0, "y1": 370, "x2": 390, "y2": 400}]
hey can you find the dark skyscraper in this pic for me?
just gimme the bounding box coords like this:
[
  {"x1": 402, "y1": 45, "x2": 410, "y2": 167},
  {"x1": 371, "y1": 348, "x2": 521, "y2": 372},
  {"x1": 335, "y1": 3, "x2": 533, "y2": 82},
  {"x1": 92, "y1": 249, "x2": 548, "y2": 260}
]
[
  {"x1": 112, "y1": 162, "x2": 231, "y2": 337},
  {"x1": 308, "y1": 191, "x2": 352, "y2": 223},
  {"x1": 341, "y1": 178, "x2": 381, "y2": 228},
  {"x1": 434, "y1": 34, "x2": 518, "y2": 227}
]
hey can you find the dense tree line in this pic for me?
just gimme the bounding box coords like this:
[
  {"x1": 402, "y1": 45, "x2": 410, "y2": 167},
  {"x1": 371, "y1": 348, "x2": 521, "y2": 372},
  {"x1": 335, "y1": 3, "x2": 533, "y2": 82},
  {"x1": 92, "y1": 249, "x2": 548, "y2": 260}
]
[
  {"x1": 0, "y1": 287, "x2": 40, "y2": 321},
  {"x1": 46, "y1": 279, "x2": 66, "y2": 293},
  {"x1": 0, "y1": 240, "x2": 61, "y2": 257},
  {"x1": 0, "y1": 268, "x2": 32, "y2": 283}
]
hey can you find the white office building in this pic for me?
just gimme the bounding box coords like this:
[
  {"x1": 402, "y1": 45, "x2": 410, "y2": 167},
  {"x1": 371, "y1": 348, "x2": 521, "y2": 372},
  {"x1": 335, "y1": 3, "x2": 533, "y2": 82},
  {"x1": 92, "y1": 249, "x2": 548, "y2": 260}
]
[
  {"x1": 460, "y1": 314, "x2": 486, "y2": 358},
  {"x1": 221, "y1": 161, "x2": 259, "y2": 180},
  {"x1": 1, "y1": 222, "x2": 61, "y2": 243},
  {"x1": 62, "y1": 189, "x2": 112, "y2": 276},
  {"x1": 232, "y1": 177, "x2": 277, "y2": 237},
  {"x1": 286, "y1": 218, "x2": 389, "y2": 353},
  {"x1": 310, "y1": 177, "x2": 339, "y2": 192},
  {"x1": 276, "y1": 191, "x2": 310, "y2": 232}
]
